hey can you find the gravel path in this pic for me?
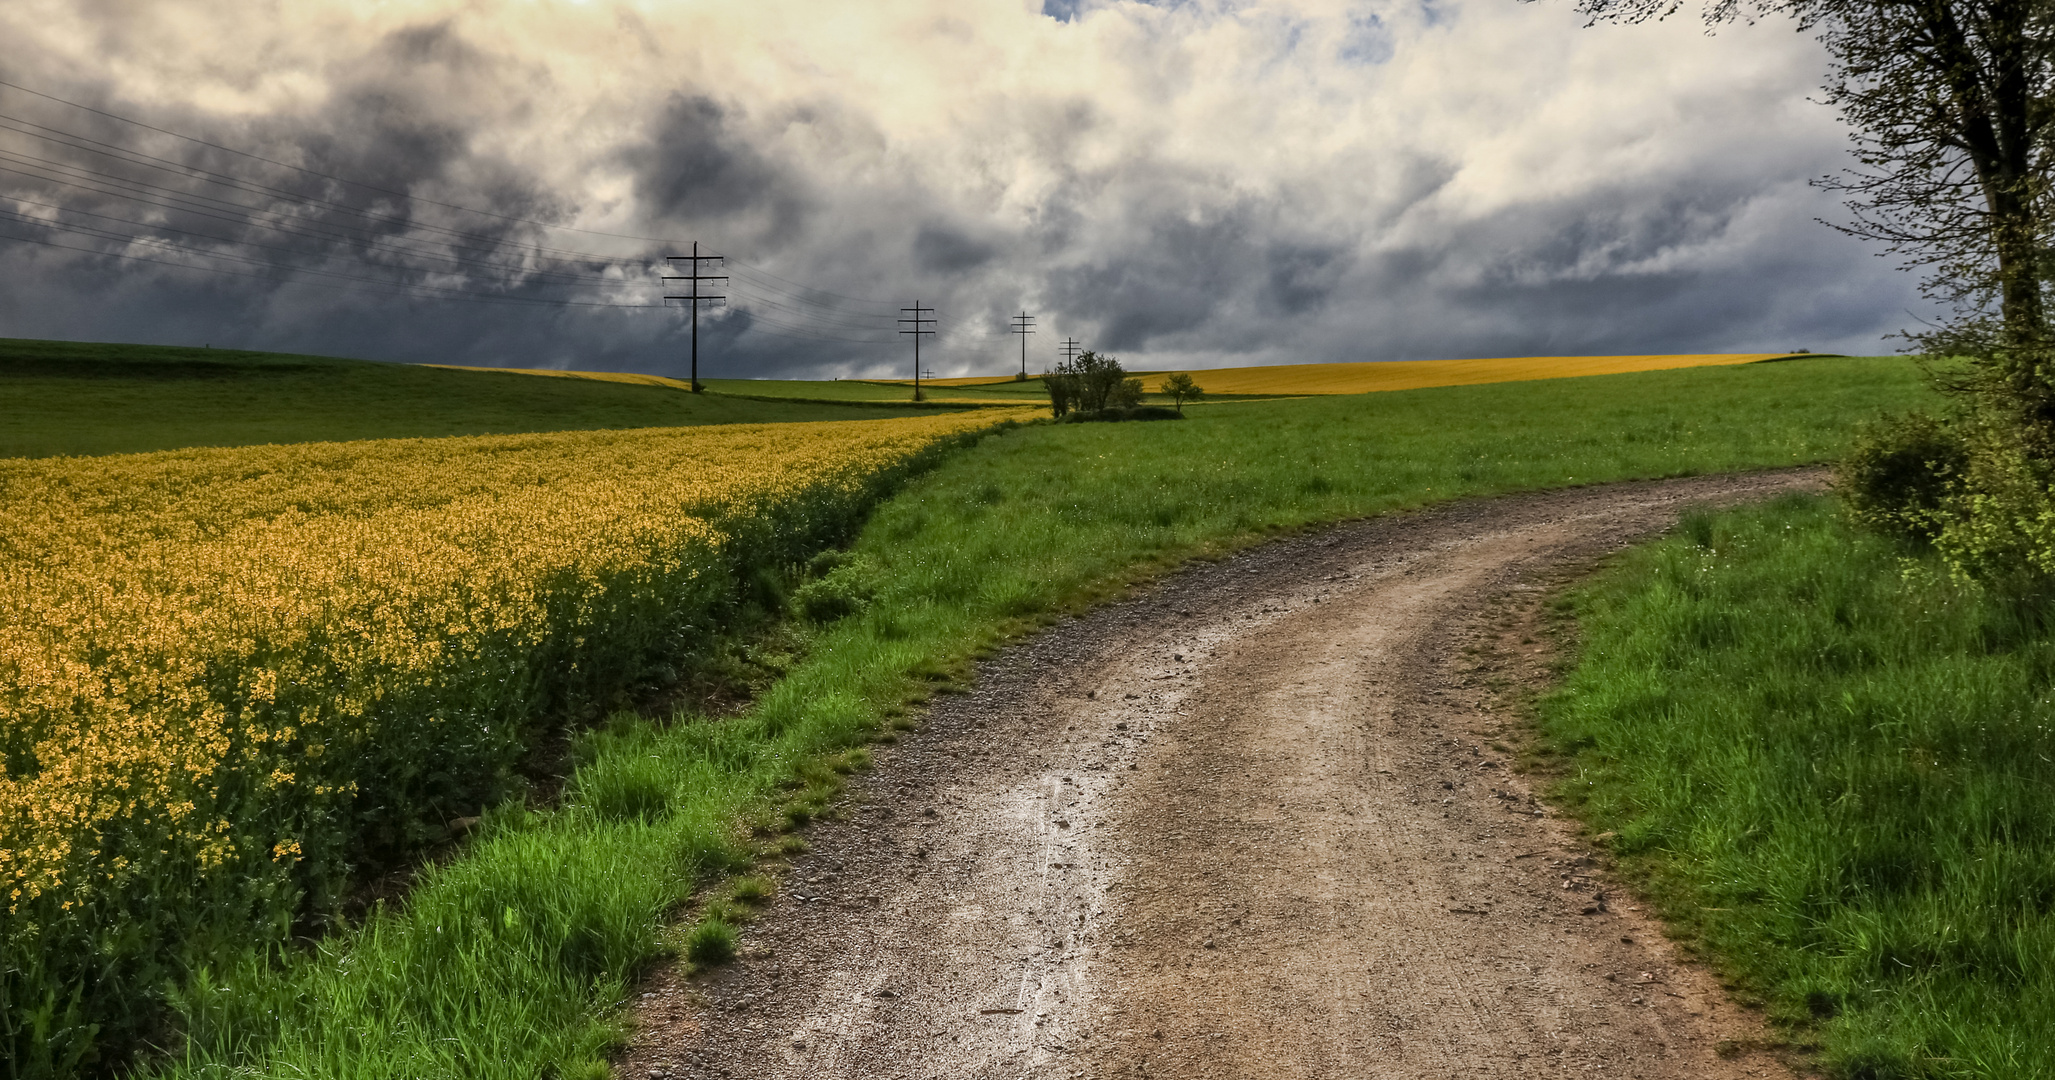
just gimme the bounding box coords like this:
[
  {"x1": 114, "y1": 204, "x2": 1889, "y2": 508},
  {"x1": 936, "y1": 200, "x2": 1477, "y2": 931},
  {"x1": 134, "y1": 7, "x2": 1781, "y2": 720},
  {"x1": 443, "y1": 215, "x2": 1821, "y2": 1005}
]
[{"x1": 619, "y1": 471, "x2": 1822, "y2": 1079}]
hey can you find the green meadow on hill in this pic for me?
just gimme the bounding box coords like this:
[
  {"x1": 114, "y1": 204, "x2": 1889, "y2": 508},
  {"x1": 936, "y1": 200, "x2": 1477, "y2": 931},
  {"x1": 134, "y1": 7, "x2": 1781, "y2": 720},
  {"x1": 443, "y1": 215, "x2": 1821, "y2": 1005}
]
[{"x1": 0, "y1": 338, "x2": 964, "y2": 457}]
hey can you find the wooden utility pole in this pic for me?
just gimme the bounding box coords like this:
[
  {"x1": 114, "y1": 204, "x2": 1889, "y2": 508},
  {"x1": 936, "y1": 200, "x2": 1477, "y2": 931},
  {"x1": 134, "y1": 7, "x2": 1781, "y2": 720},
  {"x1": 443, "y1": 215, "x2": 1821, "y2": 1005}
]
[
  {"x1": 1009, "y1": 311, "x2": 1036, "y2": 381},
  {"x1": 899, "y1": 301, "x2": 936, "y2": 401},
  {"x1": 1061, "y1": 337, "x2": 1082, "y2": 366},
  {"x1": 663, "y1": 242, "x2": 727, "y2": 392}
]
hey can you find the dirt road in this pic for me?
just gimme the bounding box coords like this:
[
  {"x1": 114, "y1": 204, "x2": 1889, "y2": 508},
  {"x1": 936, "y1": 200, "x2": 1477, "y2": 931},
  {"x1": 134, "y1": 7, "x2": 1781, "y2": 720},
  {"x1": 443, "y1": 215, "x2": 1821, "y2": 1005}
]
[{"x1": 620, "y1": 472, "x2": 1821, "y2": 1080}]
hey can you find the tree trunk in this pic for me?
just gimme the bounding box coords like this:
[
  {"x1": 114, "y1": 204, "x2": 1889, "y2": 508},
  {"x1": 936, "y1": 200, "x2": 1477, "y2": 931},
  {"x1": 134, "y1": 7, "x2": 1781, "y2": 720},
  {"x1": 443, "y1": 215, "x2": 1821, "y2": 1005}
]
[{"x1": 1914, "y1": 0, "x2": 2055, "y2": 432}]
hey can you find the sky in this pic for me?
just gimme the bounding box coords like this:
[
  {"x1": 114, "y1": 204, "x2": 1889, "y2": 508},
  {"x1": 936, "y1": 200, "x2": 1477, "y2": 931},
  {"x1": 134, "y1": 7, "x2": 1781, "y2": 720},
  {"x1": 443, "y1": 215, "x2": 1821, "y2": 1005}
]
[{"x1": 0, "y1": 0, "x2": 1931, "y2": 379}]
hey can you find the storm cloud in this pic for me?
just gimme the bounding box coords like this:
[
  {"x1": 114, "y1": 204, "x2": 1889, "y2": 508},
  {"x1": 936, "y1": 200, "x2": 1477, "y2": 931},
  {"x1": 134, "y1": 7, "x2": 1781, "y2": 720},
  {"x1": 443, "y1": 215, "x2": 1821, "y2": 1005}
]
[{"x1": 0, "y1": 0, "x2": 1928, "y2": 379}]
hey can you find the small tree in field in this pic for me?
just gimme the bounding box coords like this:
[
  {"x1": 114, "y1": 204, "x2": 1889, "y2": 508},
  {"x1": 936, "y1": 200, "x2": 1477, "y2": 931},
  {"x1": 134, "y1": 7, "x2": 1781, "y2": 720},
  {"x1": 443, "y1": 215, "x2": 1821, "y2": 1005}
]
[
  {"x1": 1159, "y1": 372, "x2": 1205, "y2": 414},
  {"x1": 1044, "y1": 351, "x2": 1137, "y2": 416},
  {"x1": 1074, "y1": 351, "x2": 1127, "y2": 412},
  {"x1": 1043, "y1": 367, "x2": 1076, "y2": 417}
]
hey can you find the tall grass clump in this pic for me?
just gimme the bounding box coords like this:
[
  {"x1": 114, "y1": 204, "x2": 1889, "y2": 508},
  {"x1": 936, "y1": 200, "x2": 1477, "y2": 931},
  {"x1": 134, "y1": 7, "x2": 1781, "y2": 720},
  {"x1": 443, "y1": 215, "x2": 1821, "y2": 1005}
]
[
  {"x1": 1543, "y1": 495, "x2": 2055, "y2": 1078},
  {"x1": 161, "y1": 718, "x2": 776, "y2": 1080}
]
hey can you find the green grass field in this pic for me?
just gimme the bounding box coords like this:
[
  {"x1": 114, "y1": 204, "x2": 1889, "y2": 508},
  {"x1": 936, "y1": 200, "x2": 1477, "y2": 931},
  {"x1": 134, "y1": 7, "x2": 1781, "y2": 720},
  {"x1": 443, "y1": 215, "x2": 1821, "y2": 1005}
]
[
  {"x1": 699, "y1": 376, "x2": 1051, "y2": 404},
  {"x1": 0, "y1": 339, "x2": 963, "y2": 457},
  {"x1": 1541, "y1": 497, "x2": 2055, "y2": 1078},
  {"x1": 146, "y1": 355, "x2": 1938, "y2": 1079}
]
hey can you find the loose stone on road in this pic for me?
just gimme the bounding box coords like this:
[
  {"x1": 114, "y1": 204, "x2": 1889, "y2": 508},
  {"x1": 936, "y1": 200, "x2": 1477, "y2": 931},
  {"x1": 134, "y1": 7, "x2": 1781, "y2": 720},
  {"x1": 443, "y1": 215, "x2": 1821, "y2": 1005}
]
[{"x1": 619, "y1": 472, "x2": 1817, "y2": 1079}]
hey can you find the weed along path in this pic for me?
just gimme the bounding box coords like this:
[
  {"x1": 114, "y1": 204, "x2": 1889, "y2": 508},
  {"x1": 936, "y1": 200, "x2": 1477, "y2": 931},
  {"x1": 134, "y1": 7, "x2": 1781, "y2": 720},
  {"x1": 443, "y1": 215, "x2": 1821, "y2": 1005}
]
[{"x1": 621, "y1": 472, "x2": 1823, "y2": 1080}]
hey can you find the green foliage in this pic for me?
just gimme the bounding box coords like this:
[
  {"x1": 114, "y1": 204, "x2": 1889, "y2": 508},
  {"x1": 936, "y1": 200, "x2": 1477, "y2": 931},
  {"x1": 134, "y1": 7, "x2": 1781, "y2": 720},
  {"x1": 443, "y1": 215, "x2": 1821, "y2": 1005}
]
[
  {"x1": 1837, "y1": 411, "x2": 1968, "y2": 541},
  {"x1": 141, "y1": 356, "x2": 1929, "y2": 1080},
  {"x1": 1838, "y1": 397, "x2": 2055, "y2": 589},
  {"x1": 1043, "y1": 366, "x2": 1075, "y2": 416},
  {"x1": 1926, "y1": 435, "x2": 2055, "y2": 590},
  {"x1": 1042, "y1": 351, "x2": 1139, "y2": 417},
  {"x1": 1543, "y1": 497, "x2": 2055, "y2": 1078},
  {"x1": 791, "y1": 552, "x2": 883, "y2": 623},
  {"x1": 1159, "y1": 372, "x2": 1205, "y2": 413},
  {"x1": 1053, "y1": 405, "x2": 1184, "y2": 424},
  {"x1": 0, "y1": 338, "x2": 965, "y2": 458}
]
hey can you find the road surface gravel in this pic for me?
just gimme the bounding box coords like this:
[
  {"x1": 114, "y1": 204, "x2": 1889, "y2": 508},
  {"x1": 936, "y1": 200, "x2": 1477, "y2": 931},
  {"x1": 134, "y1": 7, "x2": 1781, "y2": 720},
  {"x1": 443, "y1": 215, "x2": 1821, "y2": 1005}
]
[{"x1": 619, "y1": 471, "x2": 1823, "y2": 1079}]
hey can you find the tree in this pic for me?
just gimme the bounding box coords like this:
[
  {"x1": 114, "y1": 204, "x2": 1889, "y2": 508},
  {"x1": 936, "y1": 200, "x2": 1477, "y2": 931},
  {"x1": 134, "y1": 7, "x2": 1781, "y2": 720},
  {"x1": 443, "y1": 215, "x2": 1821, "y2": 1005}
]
[
  {"x1": 1159, "y1": 372, "x2": 1206, "y2": 413},
  {"x1": 1043, "y1": 351, "x2": 1139, "y2": 415},
  {"x1": 1579, "y1": 0, "x2": 2055, "y2": 583},
  {"x1": 1574, "y1": 0, "x2": 2055, "y2": 441},
  {"x1": 1044, "y1": 365, "x2": 1077, "y2": 417}
]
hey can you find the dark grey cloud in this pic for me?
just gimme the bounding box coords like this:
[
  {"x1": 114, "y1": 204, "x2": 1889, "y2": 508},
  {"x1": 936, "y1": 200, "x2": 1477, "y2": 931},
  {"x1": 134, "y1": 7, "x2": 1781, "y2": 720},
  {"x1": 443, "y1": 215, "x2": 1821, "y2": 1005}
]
[
  {"x1": 1262, "y1": 242, "x2": 1352, "y2": 315},
  {"x1": 913, "y1": 223, "x2": 1000, "y2": 273},
  {"x1": 1051, "y1": 207, "x2": 1252, "y2": 350},
  {"x1": 625, "y1": 94, "x2": 810, "y2": 243}
]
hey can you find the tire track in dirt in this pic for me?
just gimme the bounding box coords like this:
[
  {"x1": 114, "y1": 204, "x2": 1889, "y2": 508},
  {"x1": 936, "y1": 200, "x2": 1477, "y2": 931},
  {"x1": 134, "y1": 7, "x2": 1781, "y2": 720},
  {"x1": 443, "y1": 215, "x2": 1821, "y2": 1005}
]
[{"x1": 619, "y1": 471, "x2": 1820, "y2": 1080}]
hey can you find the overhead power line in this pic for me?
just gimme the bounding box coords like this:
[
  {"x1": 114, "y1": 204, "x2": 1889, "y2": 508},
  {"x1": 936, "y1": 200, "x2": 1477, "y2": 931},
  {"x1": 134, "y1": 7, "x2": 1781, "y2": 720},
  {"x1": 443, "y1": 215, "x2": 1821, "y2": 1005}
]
[
  {"x1": 0, "y1": 187, "x2": 628, "y2": 292},
  {"x1": 0, "y1": 226, "x2": 663, "y2": 308},
  {"x1": 0, "y1": 76, "x2": 1001, "y2": 352},
  {"x1": 0, "y1": 208, "x2": 669, "y2": 306}
]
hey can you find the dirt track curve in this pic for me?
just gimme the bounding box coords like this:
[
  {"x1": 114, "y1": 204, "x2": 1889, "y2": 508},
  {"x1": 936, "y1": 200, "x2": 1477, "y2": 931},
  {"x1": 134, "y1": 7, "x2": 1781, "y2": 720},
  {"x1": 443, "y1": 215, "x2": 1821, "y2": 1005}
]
[{"x1": 619, "y1": 471, "x2": 1823, "y2": 1080}]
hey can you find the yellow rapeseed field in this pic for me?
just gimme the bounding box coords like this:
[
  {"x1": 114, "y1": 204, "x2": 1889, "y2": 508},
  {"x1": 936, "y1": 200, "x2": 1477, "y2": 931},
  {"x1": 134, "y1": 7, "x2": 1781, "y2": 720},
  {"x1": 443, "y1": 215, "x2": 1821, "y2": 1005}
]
[
  {"x1": 878, "y1": 353, "x2": 1802, "y2": 393},
  {"x1": 0, "y1": 411, "x2": 1006, "y2": 924}
]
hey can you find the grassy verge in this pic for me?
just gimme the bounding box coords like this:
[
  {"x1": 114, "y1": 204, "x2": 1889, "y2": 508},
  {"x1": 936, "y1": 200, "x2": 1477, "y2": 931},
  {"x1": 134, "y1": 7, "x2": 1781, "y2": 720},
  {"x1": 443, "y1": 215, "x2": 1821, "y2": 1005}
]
[
  {"x1": 1538, "y1": 496, "x2": 2055, "y2": 1079},
  {"x1": 0, "y1": 339, "x2": 960, "y2": 457},
  {"x1": 152, "y1": 357, "x2": 1933, "y2": 1079}
]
